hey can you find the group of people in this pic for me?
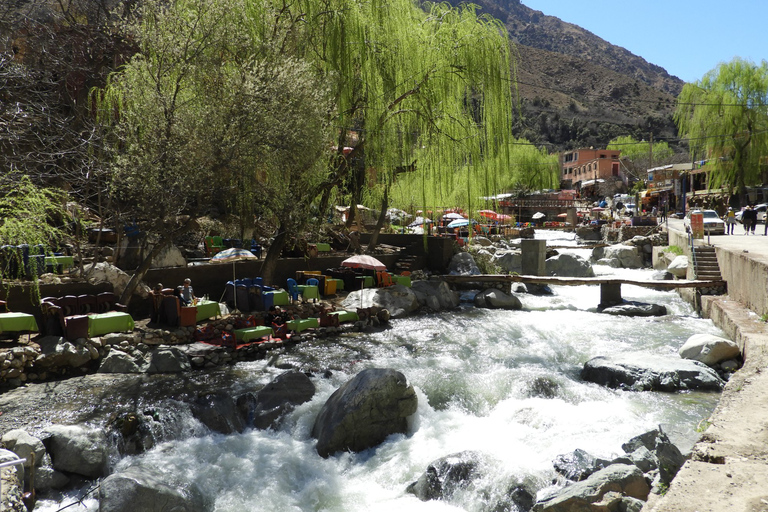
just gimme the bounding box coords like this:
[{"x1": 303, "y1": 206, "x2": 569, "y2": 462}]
[
  {"x1": 265, "y1": 305, "x2": 292, "y2": 339},
  {"x1": 169, "y1": 278, "x2": 197, "y2": 306}
]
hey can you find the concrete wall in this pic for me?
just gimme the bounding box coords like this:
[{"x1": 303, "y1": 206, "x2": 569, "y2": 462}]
[{"x1": 715, "y1": 249, "x2": 768, "y2": 317}]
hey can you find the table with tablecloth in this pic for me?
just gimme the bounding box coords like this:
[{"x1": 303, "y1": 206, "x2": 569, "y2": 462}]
[
  {"x1": 286, "y1": 318, "x2": 319, "y2": 333},
  {"x1": 329, "y1": 310, "x2": 359, "y2": 323},
  {"x1": 234, "y1": 326, "x2": 273, "y2": 341},
  {"x1": 297, "y1": 285, "x2": 320, "y2": 301},
  {"x1": 0, "y1": 312, "x2": 39, "y2": 334},
  {"x1": 87, "y1": 311, "x2": 134, "y2": 337},
  {"x1": 195, "y1": 300, "x2": 221, "y2": 321},
  {"x1": 315, "y1": 243, "x2": 331, "y2": 252},
  {"x1": 327, "y1": 278, "x2": 344, "y2": 291},
  {"x1": 265, "y1": 290, "x2": 290, "y2": 306}
]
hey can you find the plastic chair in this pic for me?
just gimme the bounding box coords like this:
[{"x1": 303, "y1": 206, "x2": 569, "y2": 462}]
[
  {"x1": 306, "y1": 277, "x2": 319, "y2": 287},
  {"x1": 77, "y1": 294, "x2": 98, "y2": 314},
  {"x1": 250, "y1": 240, "x2": 262, "y2": 259},
  {"x1": 377, "y1": 272, "x2": 394, "y2": 287},
  {"x1": 285, "y1": 278, "x2": 300, "y2": 302}
]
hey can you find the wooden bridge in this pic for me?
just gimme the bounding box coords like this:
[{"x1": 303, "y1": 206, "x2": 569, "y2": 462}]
[{"x1": 441, "y1": 274, "x2": 727, "y2": 307}]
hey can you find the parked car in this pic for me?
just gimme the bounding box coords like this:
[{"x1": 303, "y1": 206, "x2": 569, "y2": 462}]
[
  {"x1": 684, "y1": 209, "x2": 726, "y2": 235},
  {"x1": 735, "y1": 203, "x2": 767, "y2": 223}
]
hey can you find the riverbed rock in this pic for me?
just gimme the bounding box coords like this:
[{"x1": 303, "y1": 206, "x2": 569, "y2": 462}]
[
  {"x1": 533, "y1": 464, "x2": 650, "y2": 512},
  {"x1": 78, "y1": 261, "x2": 150, "y2": 299},
  {"x1": 237, "y1": 370, "x2": 315, "y2": 430},
  {"x1": 622, "y1": 428, "x2": 686, "y2": 485},
  {"x1": 411, "y1": 280, "x2": 460, "y2": 311},
  {"x1": 42, "y1": 424, "x2": 109, "y2": 478},
  {"x1": 312, "y1": 368, "x2": 417, "y2": 458},
  {"x1": 342, "y1": 285, "x2": 420, "y2": 319},
  {"x1": 448, "y1": 252, "x2": 481, "y2": 275},
  {"x1": 581, "y1": 353, "x2": 725, "y2": 392},
  {"x1": 473, "y1": 289, "x2": 522, "y2": 310},
  {"x1": 553, "y1": 448, "x2": 610, "y2": 481},
  {"x1": 598, "y1": 301, "x2": 667, "y2": 317},
  {"x1": 406, "y1": 451, "x2": 488, "y2": 501},
  {"x1": 146, "y1": 347, "x2": 191, "y2": 373},
  {"x1": 546, "y1": 253, "x2": 595, "y2": 278},
  {"x1": 667, "y1": 255, "x2": 689, "y2": 278},
  {"x1": 191, "y1": 392, "x2": 244, "y2": 435},
  {"x1": 679, "y1": 333, "x2": 740, "y2": 366},
  {"x1": 1, "y1": 429, "x2": 45, "y2": 470},
  {"x1": 99, "y1": 465, "x2": 210, "y2": 512}
]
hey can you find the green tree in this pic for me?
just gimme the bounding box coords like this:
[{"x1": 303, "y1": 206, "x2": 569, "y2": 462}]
[
  {"x1": 607, "y1": 135, "x2": 674, "y2": 182},
  {"x1": 674, "y1": 58, "x2": 768, "y2": 202}
]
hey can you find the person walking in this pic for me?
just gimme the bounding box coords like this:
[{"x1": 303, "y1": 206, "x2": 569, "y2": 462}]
[
  {"x1": 725, "y1": 207, "x2": 737, "y2": 234},
  {"x1": 748, "y1": 206, "x2": 758, "y2": 234},
  {"x1": 742, "y1": 206, "x2": 754, "y2": 234}
]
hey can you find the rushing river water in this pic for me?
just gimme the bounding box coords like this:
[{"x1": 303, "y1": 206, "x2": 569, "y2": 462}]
[{"x1": 37, "y1": 231, "x2": 724, "y2": 512}]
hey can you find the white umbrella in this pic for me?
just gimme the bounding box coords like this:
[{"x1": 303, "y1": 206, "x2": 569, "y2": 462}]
[
  {"x1": 211, "y1": 248, "x2": 258, "y2": 310},
  {"x1": 442, "y1": 212, "x2": 465, "y2": 220},
  {"x1": 532, "y1": 212, "x2": 546, "y2": 220}
]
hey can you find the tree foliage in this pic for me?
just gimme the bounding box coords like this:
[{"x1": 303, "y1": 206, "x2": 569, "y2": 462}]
[
  {"x1": 674, "y1": 58, "x2": 768, "y2": 196},
  {"x1": 0, "y1": 175, "x2": 68, "y2": 249},
  {"x1": 607, "y1": 135, "x2": 674, "y2": 181}
]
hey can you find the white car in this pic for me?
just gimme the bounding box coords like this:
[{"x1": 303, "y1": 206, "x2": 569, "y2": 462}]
[
  {"x1": 735, "y1": 203, "x2": 767, "y2": 224},
  {"x1": 684, "y1": 209, "x2": 726, "y2": 235}
]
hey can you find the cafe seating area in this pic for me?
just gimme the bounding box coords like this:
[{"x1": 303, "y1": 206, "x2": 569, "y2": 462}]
[
  {"x1": 0, "y1": 244, "x2": 73, "y2": 279},
  {"x1": 40, "y1": 292, "x2": 131, "y2": 340}
]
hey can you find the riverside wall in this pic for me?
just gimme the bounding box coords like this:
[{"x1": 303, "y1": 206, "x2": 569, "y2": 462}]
[{"x1": 646, "y1": 229, "x2": 768, "y2": 512}]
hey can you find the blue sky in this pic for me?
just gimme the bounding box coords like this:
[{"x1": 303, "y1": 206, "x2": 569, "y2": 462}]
[{"x1": 521, "y1": 1, "x2": 768, "y2": 83}]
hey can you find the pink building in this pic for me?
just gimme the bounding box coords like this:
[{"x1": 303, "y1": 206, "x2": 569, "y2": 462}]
[{"x1": 560, "y1": 148, "x2": 622, "y2": 193}]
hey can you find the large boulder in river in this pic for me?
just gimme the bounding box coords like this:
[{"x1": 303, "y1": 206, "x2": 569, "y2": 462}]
[
  {"x1": 679, "y1": 333, "x2": 740, "y2": 366},
  {"x1": 473, "y1": 289, "x2": 522, "y2": 310},
  {"x1": 99, "y1": 465, "x2": 210, "y2": 512},
  {"x1": 599, "y1": 301, "x2": 667, "y2": 317},
  {"x1": 312, "y1": 368, "x2": 417, "y2": 458},
  {"x1": 342, "y1": 285, "x2": 419, "y2": 318},
  {"x1": 493, "y1": 249, "x2": 522, "y2": 273},
  {"x1": 622, "y1": 428, "x2": 686, "y2": 485},
  {"x1": 546, "y1": 253, "x2": 595, "y2": 277},
  {"x1": 237, "y1": 370, "x2": 316, "y2": 430},
  {"x1": 667, "y1": 255, "x2": 689, "y2": 278},
  {"x1": 533, "y1": 464, "x2": 650, "y2": 512},
  {"x1": 42, "y1": 425, "x2": 109, "y2": 478},
  {"x1": 191, "y1": 392, "x2": 245, "y2": 434},
  {"x1": 146, "y1": 347, "x2": 191, "y2": 373},
  {"x1": 411, "y1": 280, "x2": 460, "y2": 311},
  {"x1": 448, "y1": 252, "x2": 481, "y2": 275},
  {"x1": 1, "y1": 429, "x2": 46, "y2": 471},
  {"x1": 553, "y1": 448, "x2": 610, "y2": 482},
  {"x1": 592, "y1": 244, "x2": 644, "y2": 269},
  {"x1": 406, "y1": 451, "x2": 489, "y2": 501},
  {"x1": 581, "y1": 353, "x2": 725, "y2": 392}
]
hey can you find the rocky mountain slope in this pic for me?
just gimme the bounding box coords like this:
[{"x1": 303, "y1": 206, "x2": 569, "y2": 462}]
[{"x1": 447, "y1": 0, "x2": 686, "y2": 150}]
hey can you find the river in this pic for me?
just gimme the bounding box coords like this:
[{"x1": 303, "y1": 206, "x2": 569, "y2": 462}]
[{"x1": 35, "y1": 230, "x2": 723, "y2": 511}]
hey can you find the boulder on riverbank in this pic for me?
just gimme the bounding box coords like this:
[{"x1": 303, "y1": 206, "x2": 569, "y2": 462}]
[
  {"x1": 411, "y1": 279, "x2": 460, "y2": 311},
  {"x1": 342, "y1": 285, "x2": 419, "y2": 318},
  {"x1": 581, "y1": 353, "x2": 725, "y2": 392},
  {"x1": 448, "y1": 252, "x2": 481, "y2": 275},
  {"x1": 311, "y1": 368, "x2": 417, "y2": 458},
  {"x1": 99, "y1": 465, "x2": 210, "y2": 512},
  {"x1": 592, "y1": 244, "x2": 644, "y2": 269},
  {"x1": 679, "y1": 333, "x2": 740, "y2": 366}
]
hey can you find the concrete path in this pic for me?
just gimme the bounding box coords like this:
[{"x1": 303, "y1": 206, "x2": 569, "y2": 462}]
[{"x1": 644, "y1": 219, "x2": 768, "y2": 512}]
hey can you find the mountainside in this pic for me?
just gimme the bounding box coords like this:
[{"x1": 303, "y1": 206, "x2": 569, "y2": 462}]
[{"x1": 446, "y1": 0, "x2": 686, "y2": 151}]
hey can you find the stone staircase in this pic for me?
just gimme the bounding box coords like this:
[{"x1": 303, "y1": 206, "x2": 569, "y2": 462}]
[{"x1": 692, "y1": 245, "x2": 722, "y2": 280}]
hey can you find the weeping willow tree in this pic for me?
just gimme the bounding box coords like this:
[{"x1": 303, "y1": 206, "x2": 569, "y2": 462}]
[
  {"x1": 674, "y1": 58, "x2": 768, "y2": 204},
  {"x1": 248, "y1": 0, "x2": 519, "y2": 240}
]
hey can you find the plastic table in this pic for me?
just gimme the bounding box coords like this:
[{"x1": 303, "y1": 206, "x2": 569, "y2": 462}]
[
  {"x1": 286, "y1": 318, "x2": 319, "y2": 332},
  {"x1": 265, "y1": 290, "x2": 289, "y2": 306},
  {"x1": 329, "y1": 310, "x2": 359, "y2": 323},
  {"x1": 327, "y1": 278, "x2": 344, "y2": 291},
  {"x1": 297, "y1": 285, "x2": 320, "y2": 301},
  {"x1": 88, "y1": 311, "x2": 134, "y2": 337},
  {"x1": 195, "y1": 300, "x2": 220, "y2": 321},
  {"x1": 44, "y1": 255, "x2": 75, "y2": 273},
  {"x1": 315, "y1": 243, "x2": 331, "y2": 252},
  {"x1": 356, "y1": 275, "x2": 375, "y2": 288},
  {"x1": 392, "y1": 275, "x2": 411, "y2": 287},
  {"x1": 234, "y1": 326, "x2": 273, "y2": 341},
  {"x1": 0, "y1": 312, "x2": 39, "y2": 333}
]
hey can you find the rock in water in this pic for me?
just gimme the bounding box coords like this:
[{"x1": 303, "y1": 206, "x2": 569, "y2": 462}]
[
  {"x1": 473, "y1": 289, "x2": 522, "y2": 310},
  {"x1": 581, "y1": 353, "x2": 725, "y2": 392},
  {"x1": 679, "y1": 333, "x2": 740, "y2": 365},
  {"x1": 237, "y1": 370, "x2": 315, "y2": 430},
  {"x1": 100, "y1": 465, "x2": 209, "y2": 512},
  {"x1": 312, "y1": 368, "x2": 417, "y2": 458},
  {"x1": 42, "y1": 425, "x2": 109, "y2": 478},
  {"x1": 406, "y1": 451, "x2": 487, "y2": 501}
]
